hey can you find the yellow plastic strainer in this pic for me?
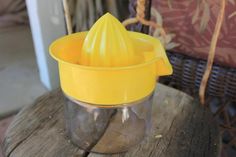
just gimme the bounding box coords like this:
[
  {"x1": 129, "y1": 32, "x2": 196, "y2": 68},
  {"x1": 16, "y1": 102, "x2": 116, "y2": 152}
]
[{"x1": 49, "y1": 13, "x2": 172, "y2": 105}]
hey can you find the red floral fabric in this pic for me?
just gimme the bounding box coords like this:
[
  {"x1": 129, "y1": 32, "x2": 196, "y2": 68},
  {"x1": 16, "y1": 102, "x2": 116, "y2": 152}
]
[{"x1": 152, "y1": 0, "x2": 236, "y2": 68}]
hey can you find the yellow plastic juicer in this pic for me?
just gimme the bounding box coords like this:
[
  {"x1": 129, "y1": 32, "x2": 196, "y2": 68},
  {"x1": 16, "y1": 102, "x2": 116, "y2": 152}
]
[{"x1": 50, "y1": 13, "x2": 172, "y2": 154}]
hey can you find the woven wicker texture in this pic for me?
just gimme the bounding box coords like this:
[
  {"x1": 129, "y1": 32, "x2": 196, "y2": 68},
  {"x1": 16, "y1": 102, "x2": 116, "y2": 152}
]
[{"x1": 162, "y1": 51, "x2": 236, "y2": 101}]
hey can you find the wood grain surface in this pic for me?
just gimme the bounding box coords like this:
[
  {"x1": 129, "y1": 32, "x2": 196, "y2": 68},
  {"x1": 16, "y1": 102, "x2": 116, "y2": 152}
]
[{"x1": 2, "y1": 84, "x2": 221, "y2": 157}]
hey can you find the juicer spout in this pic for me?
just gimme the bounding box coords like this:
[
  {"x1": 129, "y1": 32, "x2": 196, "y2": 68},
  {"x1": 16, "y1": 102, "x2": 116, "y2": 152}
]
[
  {"x1": 153, "y1": 38, "x2": 173, "y2": 76},
  {"x1": 155, "y1": 57, "x2": 173, "y2": 76}
]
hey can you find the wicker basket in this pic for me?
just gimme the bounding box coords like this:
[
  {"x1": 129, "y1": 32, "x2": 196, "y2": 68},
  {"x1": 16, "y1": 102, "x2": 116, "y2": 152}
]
[{"x1": 161, "y1": 51, "x2": 236, "y2": 101}]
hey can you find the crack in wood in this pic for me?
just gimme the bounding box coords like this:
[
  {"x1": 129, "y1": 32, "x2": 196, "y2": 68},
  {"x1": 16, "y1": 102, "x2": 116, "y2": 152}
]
[{"x1": 6, "y1": 124, "x2": 41, "y2": 157}]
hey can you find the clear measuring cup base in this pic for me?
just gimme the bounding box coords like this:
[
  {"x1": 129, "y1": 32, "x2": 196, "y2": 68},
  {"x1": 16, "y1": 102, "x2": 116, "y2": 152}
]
[{"x1": 64, "y1": 93, "x2": 153, "y2": 154}]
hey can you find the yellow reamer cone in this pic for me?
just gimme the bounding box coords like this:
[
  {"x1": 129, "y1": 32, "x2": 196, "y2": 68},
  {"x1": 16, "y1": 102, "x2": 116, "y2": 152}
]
[{"x1": 49, "y1": 13, "x2": 173, "y2": 105}]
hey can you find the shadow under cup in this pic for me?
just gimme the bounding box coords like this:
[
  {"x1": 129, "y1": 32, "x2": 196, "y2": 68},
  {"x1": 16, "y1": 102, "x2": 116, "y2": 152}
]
[{"x1": 64, "y1": 93, "x2": 153, "y2": 154}]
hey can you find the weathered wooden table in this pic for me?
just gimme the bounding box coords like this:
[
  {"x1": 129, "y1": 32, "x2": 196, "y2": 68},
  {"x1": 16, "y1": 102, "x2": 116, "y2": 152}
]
[{"x1": 2, "y1": 84, "x2": 221, "y2": 157}]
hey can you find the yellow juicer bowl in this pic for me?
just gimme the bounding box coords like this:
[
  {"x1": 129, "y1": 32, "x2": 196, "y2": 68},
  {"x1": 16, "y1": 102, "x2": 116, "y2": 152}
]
[{"x1": 49, "y1": 13, "x2": 173, "y2": 105}]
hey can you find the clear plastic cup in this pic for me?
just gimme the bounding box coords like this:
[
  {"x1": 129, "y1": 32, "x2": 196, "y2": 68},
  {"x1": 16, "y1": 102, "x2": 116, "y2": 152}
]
[{"x1": 64, "y1": 93, "x2": 153, "y2": 154}]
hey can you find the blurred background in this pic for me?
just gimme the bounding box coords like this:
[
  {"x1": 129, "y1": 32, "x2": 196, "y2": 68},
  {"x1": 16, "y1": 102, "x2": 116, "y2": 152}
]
[
  {"x1": 0, "y1": 0, "x2": 45, "y2": 116},
  {"x1": 0, "y1": 0, "x2": 130, "y2": 116}
]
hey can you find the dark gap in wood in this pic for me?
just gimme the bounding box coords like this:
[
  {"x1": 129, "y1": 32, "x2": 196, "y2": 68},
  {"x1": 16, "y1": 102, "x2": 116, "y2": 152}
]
[
  {"x1": 85, "y1": 110, "x2": 118, "y2": 152},
  {"x1": 84, "y1": 151, "x2": 90, "y2": 157},
  {"x1": 5, "y1": 124, "x2": 41, "y2": 157},
  {"x1": 4, "y1": 101, "x2": 63, "y2": 156}
]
